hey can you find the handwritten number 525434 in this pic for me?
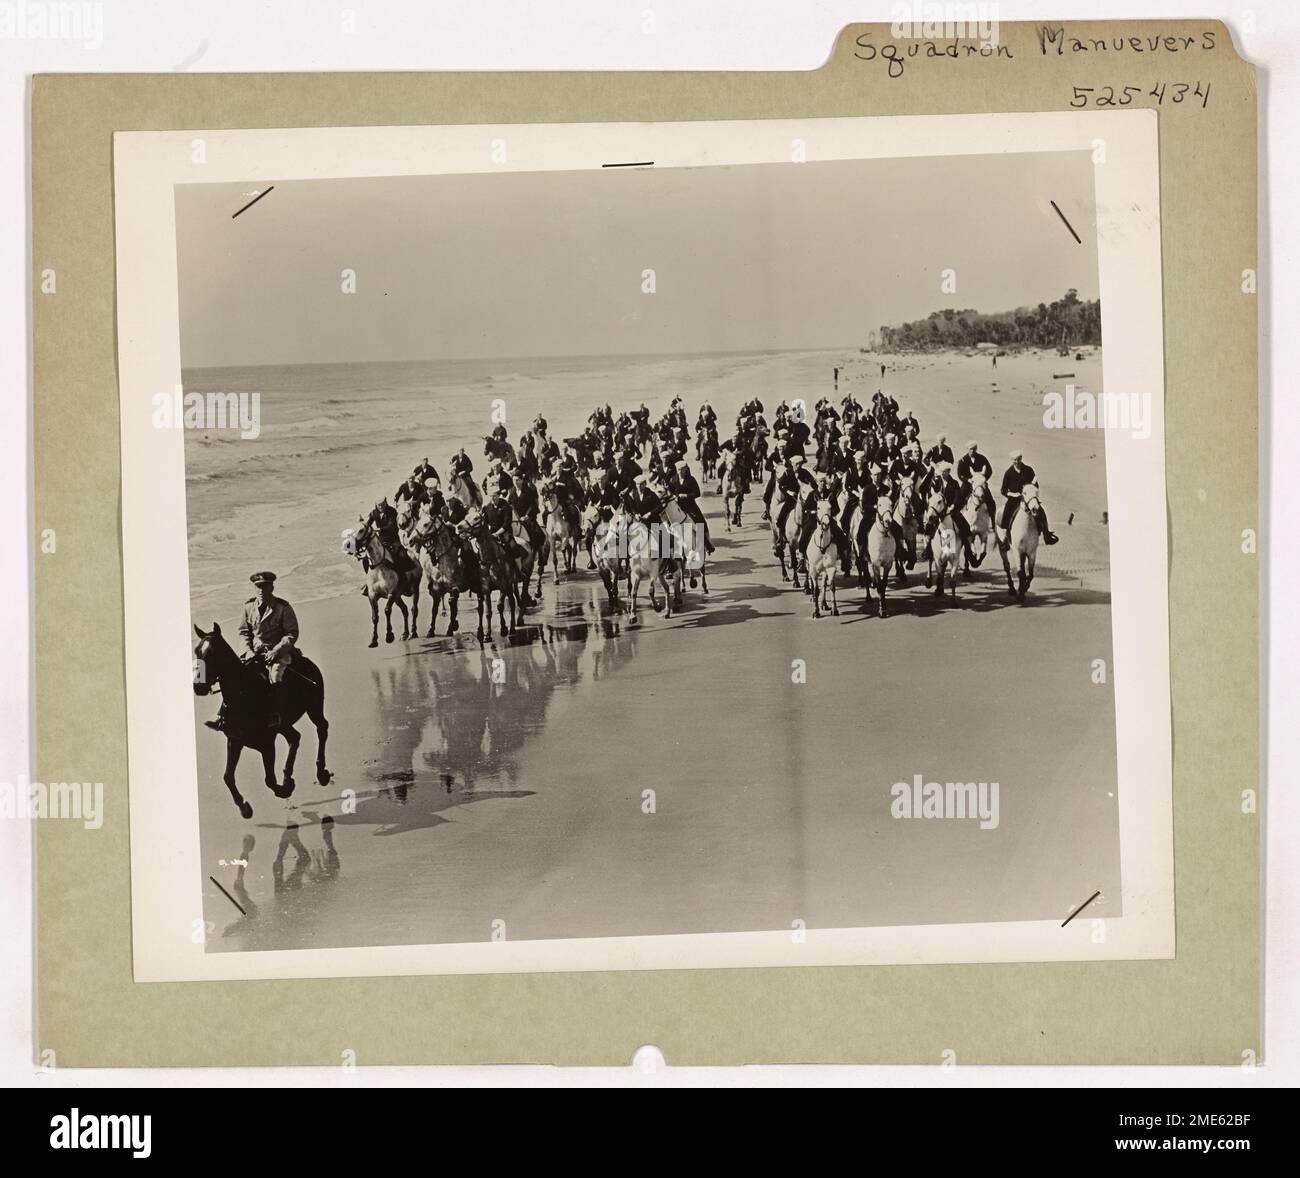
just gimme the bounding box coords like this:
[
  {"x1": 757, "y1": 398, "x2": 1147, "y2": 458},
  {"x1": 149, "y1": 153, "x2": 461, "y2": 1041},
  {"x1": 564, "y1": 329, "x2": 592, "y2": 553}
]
[{"x1": 1070, "y1": 82, "x2": 1211, "y2": 108}]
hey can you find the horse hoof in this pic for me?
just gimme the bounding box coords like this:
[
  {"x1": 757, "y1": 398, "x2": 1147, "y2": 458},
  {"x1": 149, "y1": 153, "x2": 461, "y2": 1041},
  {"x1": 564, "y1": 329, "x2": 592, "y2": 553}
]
[
  {"x1": 832, "y1": 607, "x2": 839, "y2": 616},
  {"x1": 426, "y1": 626, "x2": 437, "y2": 638},
  {"x1": 282, "y1": 775, "x2": 296, "y2": 792},
  {"x1": 239, "y1": 801, "x2": 253, "y2": 819},
  {"x1": 448, "y1": 621, "x2": 459, "y2": 634},
  {"x1": 385, "y1": 633, "x2": 395, "y2": 644},
  {"x1": 317, "y1": 768, "x2": 332, "y2": 787},
  {"x1": 368, "y1": 638, "x2": 378, "y2": 648}
]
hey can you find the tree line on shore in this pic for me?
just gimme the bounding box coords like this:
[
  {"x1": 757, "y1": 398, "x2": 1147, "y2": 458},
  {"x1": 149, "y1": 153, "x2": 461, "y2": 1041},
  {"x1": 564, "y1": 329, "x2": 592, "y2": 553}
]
[{"x1": 876, "y1": 289, "x2": 1101, "y2": 352}]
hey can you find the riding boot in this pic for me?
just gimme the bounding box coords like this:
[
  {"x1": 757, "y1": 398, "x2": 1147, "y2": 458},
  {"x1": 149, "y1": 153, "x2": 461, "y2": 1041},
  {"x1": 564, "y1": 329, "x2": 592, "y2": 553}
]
[
  {"x1": 832, "y1": 524, "x2": 851, "y2": 575},
  {"x1": 1037, "y1": 507, "x2": 1059, "y2": 544},
  {"x1": 204, "y1": 703, "x2": 228, "y2": 733}
]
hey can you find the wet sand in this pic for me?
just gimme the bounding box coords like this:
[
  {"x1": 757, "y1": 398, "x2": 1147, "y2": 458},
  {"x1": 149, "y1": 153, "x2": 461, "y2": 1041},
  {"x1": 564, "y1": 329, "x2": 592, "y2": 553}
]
[{"x1": 193, "y1": 349, "x2": 1120, "y2": 952}]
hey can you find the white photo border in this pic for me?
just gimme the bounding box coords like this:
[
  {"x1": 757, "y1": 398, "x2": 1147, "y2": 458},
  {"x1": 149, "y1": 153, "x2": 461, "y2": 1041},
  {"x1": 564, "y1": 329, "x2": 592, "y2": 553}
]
[{"x1": 112, "y1": 112, "x2": 1172, "y2": 982}]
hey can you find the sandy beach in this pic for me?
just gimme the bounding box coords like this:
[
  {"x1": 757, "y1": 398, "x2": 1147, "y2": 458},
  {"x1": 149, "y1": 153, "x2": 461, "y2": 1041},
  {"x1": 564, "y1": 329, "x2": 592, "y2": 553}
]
[{"x1": 190, "y1": 347, "x2": 1119, "y2": 951}]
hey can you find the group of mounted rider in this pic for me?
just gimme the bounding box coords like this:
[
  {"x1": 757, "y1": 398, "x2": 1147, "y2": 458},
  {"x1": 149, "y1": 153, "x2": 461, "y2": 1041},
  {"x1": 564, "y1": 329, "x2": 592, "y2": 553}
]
[
  {"x1": 700, "y1": 387, "x2": 1059, "y2": 615},
  {"x1": 193, "y1": 379, "x2": 1064, "y2": 816},
  {"x1": 349, "y1": 399, "x2": 721, "y2": 642},
  {"x1": 347, "y1": 380, "x2": 1061, "y2": 638}
]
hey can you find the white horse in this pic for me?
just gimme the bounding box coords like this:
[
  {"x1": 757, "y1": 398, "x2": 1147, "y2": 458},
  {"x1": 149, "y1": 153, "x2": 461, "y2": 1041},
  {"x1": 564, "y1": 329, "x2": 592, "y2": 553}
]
[
  {"x1": 804, "y1": 499, "x2": 840, "y2": 618},
  {"x1": 623, "y1": 515, "x2": 674, "y2": 620},
  {"x1": 863, "y1": 493, "x2": 897, "y2": 617},
  {"x1": 448, "y1": 472, "x2": 483, "y2": 510},
  {"x1": 540, "y1": 480, "x2": 580, "y2": 584},
  {"x1": 999, "y1": 482, "x2": 1043, "y2": 600},
  {"x1": 922, "y1": 487, "x2": 961, "y2": 600},
  {"x1": 585, "y1": 504, "x2": 622, "y2": 607},
  {"x1": 352, "y1": 521, "x2": 421, "y2": 646},
  {"x1": 961, "y1": 471, "x2": 995, "y2": 575},
  {"x1": 656, "y1": 494, "x2": 709, "y2": 598},
  {"x1": 508, "y1": 518, "x2": 549, "y2": 609},
  {"x1": 891, "y1": 482, "x2": 919, "y2": 584}
]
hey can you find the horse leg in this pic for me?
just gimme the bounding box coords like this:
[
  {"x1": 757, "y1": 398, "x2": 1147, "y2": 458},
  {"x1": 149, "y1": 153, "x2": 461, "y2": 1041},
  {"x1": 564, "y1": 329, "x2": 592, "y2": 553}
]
[
  {"x1": 263, "y1": 740, "x2": 290, "y2": 798},
  {"x1": 1001, "y1": 543, "x2": 1016, "y2": 597},
  {"x1": 223, "y1": 742, "x2": 252, "y2": 819},
  {"x1": 395, "y1": 595, "x2": 410, "y2": 640},
  {"x1": 447, "y1": 591, "x2": 460, "y2": 635},
  {"x1": 830, "y1": 571, "x2": 839, "y2": 616},
  {"x1": 368, "y1": 589, "x2": 380, "y2": 648},
  {"x1": 476, "y1": 586, "x2": 487, "y2": 640},
  {"x1": 426, "y1": 588, "x2": 440, "y2": 637},
  {"x1": 408, "y1": 578, "x2": 419, "y2": 637},
  {"x1": 307, "y1": 699, "x2": 331, "y2": 786},
  {"x1": 383, "y1": 596, "x2": 396, "y2": 643},
  {"x1": 280, "y1": 724, "x2": 301, "y2": 790}
]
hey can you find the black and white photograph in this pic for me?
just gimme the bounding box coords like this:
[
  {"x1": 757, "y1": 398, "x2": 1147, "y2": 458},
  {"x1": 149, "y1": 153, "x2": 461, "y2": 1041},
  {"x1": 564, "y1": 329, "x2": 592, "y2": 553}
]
[{"x1": 113, "y1": 115, "x2": 1173, "y2": 979}]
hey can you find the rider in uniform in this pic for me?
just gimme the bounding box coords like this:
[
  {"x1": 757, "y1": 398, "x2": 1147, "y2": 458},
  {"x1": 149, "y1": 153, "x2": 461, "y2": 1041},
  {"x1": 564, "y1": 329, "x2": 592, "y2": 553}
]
[
  {"x1": 956, "y1": 439, "x2": 997, "y2": 521},
  {"x1": 232, "y1": 571, "x2": 299, "y2": 727},
  {"x1": 393, "y1": 471, "x2": 428, "y2": 513},
  {"x1": 772, "y1": 454, "x2": 818, "y2": 544},
  {"x1": 998, "y1": 450, "x2": 1059, "y2": 545},
  {"x1": 508, "y1": 469, "x2": 547, "y2": 556},
  {"x1": 482, "y1": 486, "x2": 521, "y2": 563},
  {"x1": 919, "y1": 461, "x2": 974, "y2": 565},
  {"x1": 924, "y1": 434, "x2": 955, "y2": 468},
  {"x1": 794, "y1": 472, "x2": 851, "y2": 576},
  {"x1": 667, "y1": 459, "x2": 715, "y2": 555}
]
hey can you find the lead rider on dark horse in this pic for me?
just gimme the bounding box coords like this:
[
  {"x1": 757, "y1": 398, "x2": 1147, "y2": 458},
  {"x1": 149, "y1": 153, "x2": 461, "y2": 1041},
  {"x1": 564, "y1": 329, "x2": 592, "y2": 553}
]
[{"x1": 194, "y1": 571, "x2": 331, "y2": 819}]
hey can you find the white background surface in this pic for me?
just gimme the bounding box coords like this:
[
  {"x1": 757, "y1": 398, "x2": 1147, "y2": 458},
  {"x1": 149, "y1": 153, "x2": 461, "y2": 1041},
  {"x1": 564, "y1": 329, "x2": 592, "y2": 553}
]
[{"x1": 1, "y1": 0, "x2": 1293, "y2": 1087}]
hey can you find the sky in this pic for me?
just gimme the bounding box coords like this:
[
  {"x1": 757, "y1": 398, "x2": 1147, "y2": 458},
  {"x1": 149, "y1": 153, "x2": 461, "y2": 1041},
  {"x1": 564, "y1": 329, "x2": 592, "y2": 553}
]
[{"x1": 175, "y1": 151, "x2": 1100, "y2": 368}]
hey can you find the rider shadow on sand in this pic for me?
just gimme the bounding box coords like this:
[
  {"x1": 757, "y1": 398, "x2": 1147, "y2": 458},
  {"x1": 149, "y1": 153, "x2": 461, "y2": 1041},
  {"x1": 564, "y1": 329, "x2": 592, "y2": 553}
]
[
  {"x1": 319, "y1": 615, "x2": 625, "y2": 836},
  {"x1": 218, "y1": 819, "x2": 340, "y2": 940},
  {"x1": 839, "y1": 580, "x2": 1111, "y2": 621}
]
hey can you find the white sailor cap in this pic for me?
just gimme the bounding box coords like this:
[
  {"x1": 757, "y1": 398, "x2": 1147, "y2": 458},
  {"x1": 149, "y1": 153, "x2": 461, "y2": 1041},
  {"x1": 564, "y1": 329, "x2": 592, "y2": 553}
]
[{"x1": 1009, "y1": 448, "x2": 1024, "y2": 460}]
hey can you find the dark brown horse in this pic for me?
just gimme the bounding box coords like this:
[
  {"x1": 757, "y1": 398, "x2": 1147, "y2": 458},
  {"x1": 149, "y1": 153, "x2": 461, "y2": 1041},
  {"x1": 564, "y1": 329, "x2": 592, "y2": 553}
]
[{"x1": 193, "y1": 624, "x2": 331, "y2": 818}]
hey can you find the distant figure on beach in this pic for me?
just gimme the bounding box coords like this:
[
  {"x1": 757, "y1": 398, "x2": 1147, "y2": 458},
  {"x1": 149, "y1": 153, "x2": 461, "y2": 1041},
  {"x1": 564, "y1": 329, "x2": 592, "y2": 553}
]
[
  {"x1": 880, "y1": 362, "x2": 887, "y2": 378},
  {"x1": 833, "y1": 366, "x2": 840, "y2": 391},
  {"x1": 992, "y1": 354, "x2": 997, "y2": 369}
]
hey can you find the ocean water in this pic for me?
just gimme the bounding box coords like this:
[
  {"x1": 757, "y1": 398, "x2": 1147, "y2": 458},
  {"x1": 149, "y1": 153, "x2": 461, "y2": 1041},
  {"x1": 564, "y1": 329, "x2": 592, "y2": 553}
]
[{"x1": 182, "y1": 349, "x2": 829, "y2": 617}]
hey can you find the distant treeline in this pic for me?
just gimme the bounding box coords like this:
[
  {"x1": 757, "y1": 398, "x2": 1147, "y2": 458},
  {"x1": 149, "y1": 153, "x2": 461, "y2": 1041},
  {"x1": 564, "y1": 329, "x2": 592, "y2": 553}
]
[{"x1": 877, "y1": 290, "x2": 1101, "y2": 352}]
